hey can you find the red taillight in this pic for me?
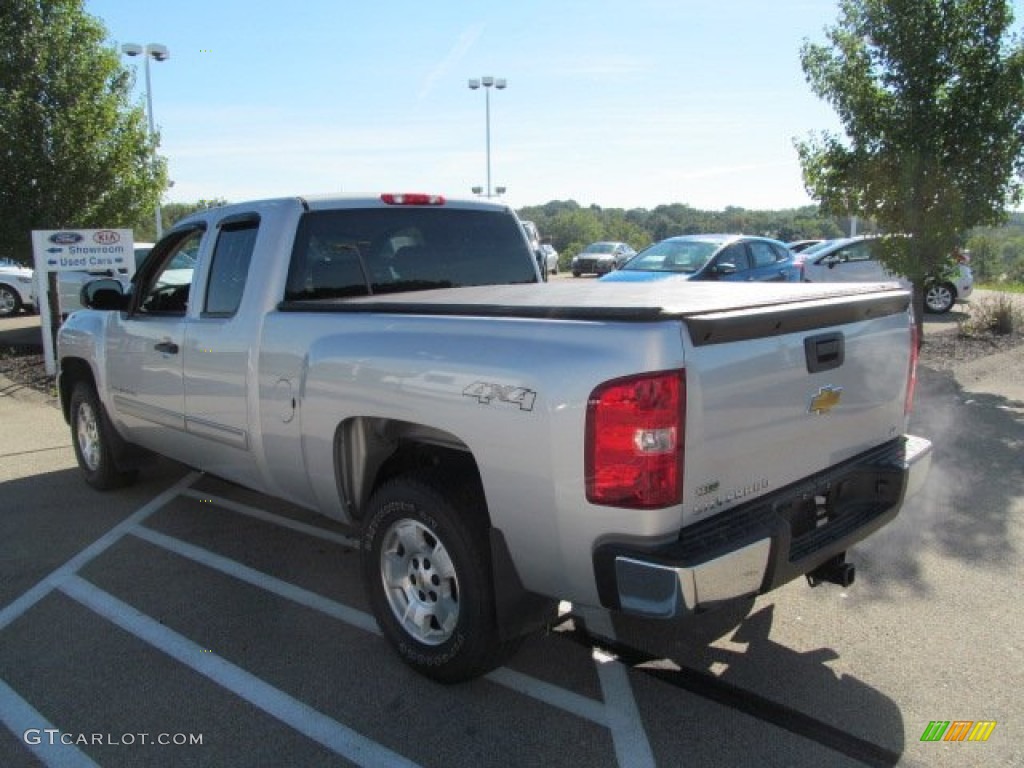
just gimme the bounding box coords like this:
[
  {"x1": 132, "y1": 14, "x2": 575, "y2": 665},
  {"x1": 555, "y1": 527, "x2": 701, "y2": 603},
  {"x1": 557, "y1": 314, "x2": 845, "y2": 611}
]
[
  {"x1": 380, "y1": 193, "x2": 445, "y2": 206},
  {"x1": 905, "y1": 316, "x2": 919, "y2": 415},
  {"x1": 585, "y1": 370, "x2": 685, "y2": 509}
]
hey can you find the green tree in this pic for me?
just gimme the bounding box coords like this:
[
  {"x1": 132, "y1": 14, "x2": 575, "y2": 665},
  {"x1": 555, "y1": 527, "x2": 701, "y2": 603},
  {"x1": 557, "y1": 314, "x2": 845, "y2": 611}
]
[
  {"x1": 796, "y1": 0, "x2": 1024, "y2": 331},
  {"x1": 0, "y1": 0, "x2": 167, "y2": 263},
  {"x1": 130, "y1": 198, "x2": 230, "y2": 241}
]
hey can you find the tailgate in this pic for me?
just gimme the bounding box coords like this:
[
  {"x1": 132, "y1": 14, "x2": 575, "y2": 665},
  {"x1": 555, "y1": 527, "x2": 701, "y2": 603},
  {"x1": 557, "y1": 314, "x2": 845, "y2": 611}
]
[{"x1": 679, "y1": 291, "x2": 913, "y2": 526}]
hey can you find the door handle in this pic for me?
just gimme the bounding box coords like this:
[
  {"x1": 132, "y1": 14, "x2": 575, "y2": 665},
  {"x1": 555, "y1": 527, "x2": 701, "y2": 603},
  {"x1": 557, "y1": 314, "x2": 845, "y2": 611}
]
[{"x1": 154, "y1": 341, "x2": 179, "y2": 355}]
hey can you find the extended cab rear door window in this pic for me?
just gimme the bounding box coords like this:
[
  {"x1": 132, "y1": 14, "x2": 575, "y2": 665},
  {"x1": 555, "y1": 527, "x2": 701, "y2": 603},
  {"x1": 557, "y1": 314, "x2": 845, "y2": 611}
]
[{"x1": 203, "y1": 216, "x2": 259, "y2": 317}]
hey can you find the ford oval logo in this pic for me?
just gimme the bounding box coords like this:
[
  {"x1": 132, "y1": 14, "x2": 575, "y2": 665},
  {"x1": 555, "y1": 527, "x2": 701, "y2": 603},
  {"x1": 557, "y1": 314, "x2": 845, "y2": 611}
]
[
  {"x1": 49, "y1": 231, "x2": 83, "y2": 245},
  {"x1": 93, "y1": 230, "x2": 121, "y2": 245}
]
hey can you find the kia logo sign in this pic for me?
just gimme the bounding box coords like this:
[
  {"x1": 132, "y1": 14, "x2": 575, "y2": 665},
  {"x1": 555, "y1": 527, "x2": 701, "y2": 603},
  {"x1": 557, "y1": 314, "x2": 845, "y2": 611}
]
[
  {"x1": 49, "y1": 232, "x2": 83, "y2": 245},
  {"x1": 93, "y1": 230, "x2": 121, "y2": 245}
]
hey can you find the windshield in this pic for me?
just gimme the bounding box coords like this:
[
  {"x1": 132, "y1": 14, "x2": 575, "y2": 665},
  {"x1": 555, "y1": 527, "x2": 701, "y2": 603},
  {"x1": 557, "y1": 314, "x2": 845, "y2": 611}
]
[
  {"x1": 800, "y1": 240, "x2": 835, "y2": 256},
  {"x1": 621, "y1": 240, "x2": 718, "y2": 273},
  {"x1": 583, "y1": 242, "x2": 617, "y2": 254}
]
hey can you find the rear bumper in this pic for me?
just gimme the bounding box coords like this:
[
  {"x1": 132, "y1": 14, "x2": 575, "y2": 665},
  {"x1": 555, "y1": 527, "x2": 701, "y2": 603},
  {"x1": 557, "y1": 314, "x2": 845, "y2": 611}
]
[{"x1": 593, "y1": 435, "x2": 932, "y2": 619}]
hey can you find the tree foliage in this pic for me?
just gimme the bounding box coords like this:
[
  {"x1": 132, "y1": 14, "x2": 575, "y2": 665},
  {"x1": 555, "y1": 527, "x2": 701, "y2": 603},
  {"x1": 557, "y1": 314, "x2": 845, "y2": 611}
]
[
  {"x1": 796, "y1": 0, "x2": 1024, "y2": 287},
  {"x1": 0, "y1": 0, "x2": 167, "y2": 263}
]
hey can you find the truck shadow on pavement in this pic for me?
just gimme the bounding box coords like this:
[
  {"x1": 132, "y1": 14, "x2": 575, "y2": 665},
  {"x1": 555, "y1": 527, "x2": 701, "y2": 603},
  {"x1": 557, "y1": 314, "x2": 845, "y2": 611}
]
[
  {"x1": 567, "y1": 602, "x2": 905, "y2": 767},
  {"x1": 854, "y1": 363, "x2": 1022, "y2": 593}
]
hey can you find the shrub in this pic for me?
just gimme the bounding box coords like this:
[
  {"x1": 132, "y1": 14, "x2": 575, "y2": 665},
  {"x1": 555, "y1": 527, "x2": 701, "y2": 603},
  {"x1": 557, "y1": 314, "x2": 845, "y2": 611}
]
[{"x1": 959, "y1": 293, "x2": 1022, "y2": 337}]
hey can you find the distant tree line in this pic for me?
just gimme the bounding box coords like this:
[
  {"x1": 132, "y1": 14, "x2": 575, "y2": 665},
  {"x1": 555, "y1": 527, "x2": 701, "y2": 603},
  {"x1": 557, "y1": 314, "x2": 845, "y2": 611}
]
[{"x1": 516, "y1": 200, "x2": 849, "y2": 269}]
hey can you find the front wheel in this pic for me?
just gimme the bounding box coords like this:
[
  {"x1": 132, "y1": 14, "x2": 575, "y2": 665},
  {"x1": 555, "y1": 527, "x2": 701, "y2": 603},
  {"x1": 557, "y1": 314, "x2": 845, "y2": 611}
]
[
  {"x1": 70, "y1": 381, "x2": 138, "y2": 490},
  {"x1": 924, "y1": 282, "x2": 956, "y2": 314},
  {"x1": 0, "y1": 285, "x2": 22, "y2": 317},
  {"x1": 361, "y1": 473, "x2": 513, "y2": 682}
]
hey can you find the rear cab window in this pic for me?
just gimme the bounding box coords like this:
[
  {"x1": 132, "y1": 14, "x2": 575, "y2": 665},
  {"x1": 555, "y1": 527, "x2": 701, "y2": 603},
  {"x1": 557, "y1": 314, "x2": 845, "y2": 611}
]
[{"x1": 284, "y1": 207, "x2": 538, "y2": 302}]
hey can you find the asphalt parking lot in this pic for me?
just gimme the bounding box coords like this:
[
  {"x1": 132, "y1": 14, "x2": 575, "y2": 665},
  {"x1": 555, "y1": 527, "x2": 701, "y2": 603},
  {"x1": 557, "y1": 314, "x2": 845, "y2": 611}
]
[{"x1": 1, "y1": 308, "x2": 1021, "y2": 767}]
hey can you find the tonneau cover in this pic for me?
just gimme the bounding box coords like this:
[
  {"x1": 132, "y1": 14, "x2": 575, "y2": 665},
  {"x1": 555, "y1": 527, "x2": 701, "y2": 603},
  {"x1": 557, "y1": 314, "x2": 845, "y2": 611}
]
[{"x1": 279, "y1": 280, "x2": 910, "y2": 345}]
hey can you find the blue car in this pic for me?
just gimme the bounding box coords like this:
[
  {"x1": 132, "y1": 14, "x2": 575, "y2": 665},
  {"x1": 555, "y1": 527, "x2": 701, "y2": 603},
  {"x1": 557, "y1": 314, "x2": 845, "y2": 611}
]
[{"x1": 600, "y1": 234, "x2": 800, "y2": 284}]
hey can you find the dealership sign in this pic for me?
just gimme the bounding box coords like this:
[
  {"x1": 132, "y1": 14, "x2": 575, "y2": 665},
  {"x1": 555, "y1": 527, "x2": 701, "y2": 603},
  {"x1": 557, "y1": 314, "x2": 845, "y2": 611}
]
[
  {"x1": 32, "y1": 228, "x2": 134, "y2": 273},
  {"x1": 31, "y1": 228, "x2": 136, "y2": 376}
]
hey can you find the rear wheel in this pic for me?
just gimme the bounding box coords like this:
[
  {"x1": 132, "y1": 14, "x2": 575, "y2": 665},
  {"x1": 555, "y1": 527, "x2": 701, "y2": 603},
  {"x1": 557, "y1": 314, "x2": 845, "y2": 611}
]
[
  {"x1": 924, "y1": 282, "x2": 956, "y2": 314},
  {"x1": 0, "y1": 285, "x2": 21, "y2": 317},
  {"x1": 70, "y1": 381, "x2": 138, "y2": 490},
  {"x1": 361, "y1": 472, "x2": 514, "y2": 682}
]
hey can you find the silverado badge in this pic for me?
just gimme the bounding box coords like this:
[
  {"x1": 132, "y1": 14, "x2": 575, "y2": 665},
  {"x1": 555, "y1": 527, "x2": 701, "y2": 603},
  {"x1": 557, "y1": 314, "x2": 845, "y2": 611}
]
[{"x1": 808, "y1": 385, "x2": 843, "y2": 415}]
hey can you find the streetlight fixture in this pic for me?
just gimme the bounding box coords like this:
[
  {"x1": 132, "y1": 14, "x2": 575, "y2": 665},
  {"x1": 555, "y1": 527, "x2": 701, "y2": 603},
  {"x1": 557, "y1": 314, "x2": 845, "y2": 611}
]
[
  {"x1": 122, "y1": 42, "x2": 170, "y2": 238},
  {"x1": 467, "y1": 76, "x2": 506, "y2": 198}
]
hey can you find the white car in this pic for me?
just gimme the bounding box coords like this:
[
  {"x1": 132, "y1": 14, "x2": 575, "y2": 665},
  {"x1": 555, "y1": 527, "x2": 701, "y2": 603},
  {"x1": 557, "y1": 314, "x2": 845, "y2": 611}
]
[
  {"x1": 796, "y1": 236, "x2": 973, "y2": 314},
  {"x1": 0, "y1": 259, "x2": 36, "y2": 317},
  {"x1": 540, "y1": 244, "x2": 559, "y2": 275}
]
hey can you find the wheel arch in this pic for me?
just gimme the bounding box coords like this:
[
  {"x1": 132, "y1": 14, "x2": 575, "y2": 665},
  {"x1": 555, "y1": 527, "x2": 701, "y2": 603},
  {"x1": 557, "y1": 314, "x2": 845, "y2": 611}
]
[
  {"x1": 338, "y1": 416, "x2": 557, "y2": 643},
  {"x1": 334, "y1": 416, "x2": 486, "y2": 524},
  {"x1": 58, "y1": 357, "x2": 97, "y2": 424}
]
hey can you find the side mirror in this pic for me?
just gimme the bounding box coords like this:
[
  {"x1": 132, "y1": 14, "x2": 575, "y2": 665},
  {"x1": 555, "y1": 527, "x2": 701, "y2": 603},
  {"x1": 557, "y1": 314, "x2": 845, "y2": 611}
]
[
  {"x1": 713, "y1": 262, "x2": 738, "y2": 276},
  {"x1": 81, "y1": 278, "x2": 128, "y2": 310}
]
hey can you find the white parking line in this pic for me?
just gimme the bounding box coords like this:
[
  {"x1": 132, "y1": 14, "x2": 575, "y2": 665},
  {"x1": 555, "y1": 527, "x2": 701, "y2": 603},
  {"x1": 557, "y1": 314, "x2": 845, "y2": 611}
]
[
  {"x1": 171, "y1": 485, "x2": 660, "y2": 764},
  {"x1": 485, "y1": 667, "x2": 609, "y2": 726},
  {"x1": 179, "y1": 488, "x2": 359, "y2": 547},
  {"x1": 0, "y1": 472, "x2": 200, "y2": 633},
  {"x1": 60, "y1": 576, "x2": 423, "y2": 768},
  {"x1": 132, "y1": 524, "x2": 614, "y2": 727},
  {"x1": 130, "y1": 525, "x2": 380, "y2": 634},
  {"x1": 577, "y1": 608, "x2": 657, "y2": 768},
  {"x1": 3, "y1": 475, "x2": 656, "y2": 768},
  {"x1": 0, "y1": 679, "x2": 100, "y2": 768}
]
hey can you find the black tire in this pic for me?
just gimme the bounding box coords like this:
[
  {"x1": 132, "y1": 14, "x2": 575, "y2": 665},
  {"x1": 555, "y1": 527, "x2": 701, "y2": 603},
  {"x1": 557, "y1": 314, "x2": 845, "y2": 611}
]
[
  {"x1": 0, "y1": 284, "x2": 22, "y2": 317},
  {"x1": 924, "y1": 282, "x2": 956, "y2": 314},
  {"x1": 361, "y1": 472, "x2": 514, "y2": 683},
  {"x1": 70, "y1": 381, "x2": 138, "y2": 490}
]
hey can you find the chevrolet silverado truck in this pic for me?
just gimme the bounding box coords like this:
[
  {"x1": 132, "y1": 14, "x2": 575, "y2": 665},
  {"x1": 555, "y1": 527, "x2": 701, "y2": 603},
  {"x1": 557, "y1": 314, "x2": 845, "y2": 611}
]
[{"x1": 57, "y1": 193, "x2": 931, "y2": 682}]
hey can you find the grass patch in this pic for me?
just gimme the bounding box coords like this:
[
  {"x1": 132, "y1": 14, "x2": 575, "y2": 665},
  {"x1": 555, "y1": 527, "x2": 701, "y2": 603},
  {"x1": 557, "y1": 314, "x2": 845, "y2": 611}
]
[{"x1": 977, "y1": 281, "x2": 1024, "y2": 294}]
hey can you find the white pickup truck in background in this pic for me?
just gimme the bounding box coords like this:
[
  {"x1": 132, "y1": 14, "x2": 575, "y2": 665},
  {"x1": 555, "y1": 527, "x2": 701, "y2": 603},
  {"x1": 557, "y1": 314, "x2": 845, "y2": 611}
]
[{"x1": 56, "y1": 193, "x2": 931, "y2": 682}]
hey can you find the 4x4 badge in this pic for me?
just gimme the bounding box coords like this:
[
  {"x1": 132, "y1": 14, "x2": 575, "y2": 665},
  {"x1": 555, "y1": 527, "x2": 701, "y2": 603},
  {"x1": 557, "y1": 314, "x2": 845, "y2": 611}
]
[{"x1": 809, "y1": 385, "x2": 843, "y2": 415}]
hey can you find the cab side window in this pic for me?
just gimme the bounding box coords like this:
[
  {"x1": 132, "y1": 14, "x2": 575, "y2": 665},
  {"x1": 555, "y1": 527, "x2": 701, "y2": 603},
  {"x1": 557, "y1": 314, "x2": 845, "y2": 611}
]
[
  {"x1": 137, "y1": 228, "x2": 203, "y2": 315},
  {"x1": 204, "y1": 218, "x2": 259, "y2": 316},
  {"x1": 717, "y1": 244, "x2": 750, "y2": 272}
]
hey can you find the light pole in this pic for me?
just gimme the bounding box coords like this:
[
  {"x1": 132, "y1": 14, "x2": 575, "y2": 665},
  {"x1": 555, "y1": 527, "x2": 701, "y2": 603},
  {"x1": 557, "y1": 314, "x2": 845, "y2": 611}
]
[
  {"x1": 467, "y1": 76, "x2": 506, "y2": 198},
  {"x1": 122, "y1": 42, "x2": 170, "y2": 238}
]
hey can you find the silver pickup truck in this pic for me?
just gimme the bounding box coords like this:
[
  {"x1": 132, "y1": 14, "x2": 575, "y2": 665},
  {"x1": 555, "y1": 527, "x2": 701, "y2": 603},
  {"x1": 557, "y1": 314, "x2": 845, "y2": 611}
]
[{"x1": 57, "y1": 194, "x2": 931, "y2": 682}]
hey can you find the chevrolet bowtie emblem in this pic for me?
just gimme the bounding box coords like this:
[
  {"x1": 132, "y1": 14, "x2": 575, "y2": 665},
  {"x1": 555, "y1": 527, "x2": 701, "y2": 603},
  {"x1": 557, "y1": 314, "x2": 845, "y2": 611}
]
[{"x1": 809, "y1": 385, "x2": 843, "y2": 415}]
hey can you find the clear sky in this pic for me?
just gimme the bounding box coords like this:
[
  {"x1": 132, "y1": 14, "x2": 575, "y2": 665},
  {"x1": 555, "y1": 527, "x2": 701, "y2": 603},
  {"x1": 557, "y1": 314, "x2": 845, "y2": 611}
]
[{"x1": 84, "y1": 0, "x2": 1024, "y2": 212}]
